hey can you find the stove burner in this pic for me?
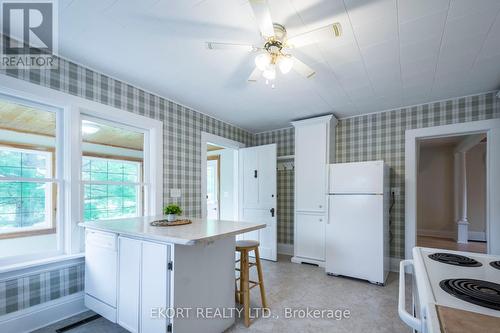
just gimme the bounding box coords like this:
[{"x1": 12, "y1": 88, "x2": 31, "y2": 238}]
[
  {"x1": 440, "y1": 279, "x2": 500, "y2": 311},
  {"x1": 429, "y1": 253, "x2": 482, "y2": 267},
  {"x1": 491, "y1": 261, "x2": 500, "y2": 270}
]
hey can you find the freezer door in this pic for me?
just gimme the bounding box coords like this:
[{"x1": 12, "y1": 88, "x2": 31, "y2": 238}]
[
  {"x1": 326, "y1": 194, "x2": 385, "y2": 283},
  {"x1": 329, "y1": 161, "x2": 384, "y2": 194}
]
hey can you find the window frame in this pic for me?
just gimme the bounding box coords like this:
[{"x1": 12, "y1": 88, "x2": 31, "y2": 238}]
[
  {"x1": 0, "y1": 92, "x2": 65, "y2": 265},
  {"x1": 0, "y1": 75, "x2": 163, "y2": 268}
]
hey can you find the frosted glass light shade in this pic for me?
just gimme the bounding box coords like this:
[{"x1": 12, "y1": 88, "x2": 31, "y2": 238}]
[
  {"x1": 278, "y1": 56, "x2": 293, "y2": 74},
  {"x1": 255, "y1": 53, "x2": 271, "y2": 71},
  {"x1": 262, "y1": 67, "x2": 276, "y2": 80}
]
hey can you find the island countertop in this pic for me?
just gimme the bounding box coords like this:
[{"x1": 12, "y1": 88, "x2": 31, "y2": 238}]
[{"x1": 78, "y1": 216, "x2": 265, "y2": 245}]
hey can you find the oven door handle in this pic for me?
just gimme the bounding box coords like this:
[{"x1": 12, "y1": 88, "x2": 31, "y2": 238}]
[{"x1": 399, "y1": 259, "x2": 422, "y2": 331}]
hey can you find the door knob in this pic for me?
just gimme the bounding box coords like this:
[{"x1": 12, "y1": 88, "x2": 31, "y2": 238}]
[{"x1": 270, "y1": 208, "x2": 275, "y2": 217}]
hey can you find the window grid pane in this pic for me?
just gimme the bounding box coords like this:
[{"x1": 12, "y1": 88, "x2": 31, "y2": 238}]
[
  {"x1": 82, "y1": 158, "x2": 141, "y2": 221},
  {"x1": 0, "y1": 182, "x2": 51, "y2": 230}
]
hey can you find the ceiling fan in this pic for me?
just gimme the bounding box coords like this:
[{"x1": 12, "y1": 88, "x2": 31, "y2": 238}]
[{"x1": 206, "y1": 0, "x2": 342, "y2": 87}]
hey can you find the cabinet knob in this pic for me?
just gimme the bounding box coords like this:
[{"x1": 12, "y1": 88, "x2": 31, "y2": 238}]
[
  {"x1": 319, "y1": 219, "x2": 323, "y2": 222},
  {"x1": 319, "y1": 205, "x2": 322, "y2": 208}
]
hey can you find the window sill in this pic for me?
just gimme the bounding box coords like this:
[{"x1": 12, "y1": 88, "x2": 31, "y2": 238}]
[
  {"x1": 0, "y1": 253, "x2": 85, "y2": 275},
  {"x1": 0, "y1": 227, "x2": 56, "y2": 240}
]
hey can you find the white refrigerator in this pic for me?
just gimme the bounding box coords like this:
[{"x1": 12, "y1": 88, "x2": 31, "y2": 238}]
[{"x1": 326, "y1": 160, "x2": 390, "y2": 285}]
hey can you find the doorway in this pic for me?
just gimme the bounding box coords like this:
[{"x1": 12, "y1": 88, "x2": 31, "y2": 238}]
[
  {"x1": 416, "y1": 134, "x2": 487, "y2": 254},
  {"x1": 206, "y1": 144, "x2": 237, "y2": 220},
  {"x1": 200, "y1": 132, "x2": 245, "y2": 221},
  {"x1": 404, "y1": 118, "x2": 500, "y2": 258}
]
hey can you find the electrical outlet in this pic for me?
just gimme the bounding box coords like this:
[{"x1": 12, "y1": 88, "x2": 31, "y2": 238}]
[{"x1": 391, "y1": 187, "x2": 400, "y2": 196}]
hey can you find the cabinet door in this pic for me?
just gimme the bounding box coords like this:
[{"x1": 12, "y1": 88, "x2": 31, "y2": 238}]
[
  {"x1": 295, "y1": 213, "x2": 325, "y2": 260},
  {"x1": 118, "y1": 237, "x2": 141, "y2": 333},
  {"x1": 295, "y1": 122, "x2": 327, "y2": 212},
  {"x1": 141, "y1": 241, "x2": 170, "y2": 333}
]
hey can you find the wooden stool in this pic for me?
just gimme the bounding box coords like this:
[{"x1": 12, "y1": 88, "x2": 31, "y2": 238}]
[{"x1": 235, "y1": 240, "x2": 268, "y2": 327}]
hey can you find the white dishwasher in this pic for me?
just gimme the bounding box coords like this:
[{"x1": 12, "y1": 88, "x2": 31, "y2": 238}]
[{"x1": 85, "y1": 229, "x2": 118, "y2": 322}]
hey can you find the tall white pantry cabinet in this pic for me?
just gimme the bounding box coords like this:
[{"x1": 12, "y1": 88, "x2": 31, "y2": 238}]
[{"x1": 291, "y1": 115, "x2": 337, "y2": 266}]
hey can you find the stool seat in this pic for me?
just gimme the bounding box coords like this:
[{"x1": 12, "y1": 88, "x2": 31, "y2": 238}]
[{"x1": 236, "y1": 240, "x2": 260, "y2": 249}]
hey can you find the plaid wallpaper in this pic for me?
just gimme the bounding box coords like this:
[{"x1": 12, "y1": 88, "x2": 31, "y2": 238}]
[
  {"x1": 0, "y1": 262, "x2": 84, "y2": 315},
  {"x1": 336, "y1": 91, "x2": 500, "y2": 258},
  {"x1": 255, "y1": 128, "x2": 295, "y2": 244}
]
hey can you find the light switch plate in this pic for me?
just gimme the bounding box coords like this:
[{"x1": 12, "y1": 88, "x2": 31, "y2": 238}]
[{"x1": 170, "y1": 188, "x2": 181, "y2": 198}]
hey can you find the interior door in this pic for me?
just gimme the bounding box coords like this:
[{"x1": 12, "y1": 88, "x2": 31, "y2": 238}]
[
  {"x1": 206, "y1": 157, "x2": 220, "y2": 219},
  {"x1": 239, "y1": 144, "x2": 277, "y2": 261}
]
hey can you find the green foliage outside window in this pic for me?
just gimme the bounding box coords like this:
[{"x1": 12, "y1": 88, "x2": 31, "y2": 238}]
[
  {"x1": 83, "y1": 157, "x2": 141, "y2": 221},
  {"x1": 0, "y1": 149, "x2": 50, "y2": 230}
]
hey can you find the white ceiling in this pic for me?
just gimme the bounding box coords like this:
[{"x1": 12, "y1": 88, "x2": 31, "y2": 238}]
[{"x1": 59, "y1": 0, "x2": 500, "y2": 132}]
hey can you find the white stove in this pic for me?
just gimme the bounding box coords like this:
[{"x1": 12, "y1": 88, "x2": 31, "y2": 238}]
[{"x1": 398, "y1": 247, "x2": 500, "y2": 333}]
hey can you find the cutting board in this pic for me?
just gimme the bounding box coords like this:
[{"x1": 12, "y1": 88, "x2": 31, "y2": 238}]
[{"x1": 437, "y1": 305, "x2": 500, "y2": 333}]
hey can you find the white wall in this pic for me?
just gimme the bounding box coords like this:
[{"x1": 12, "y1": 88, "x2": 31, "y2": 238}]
[
  {"x1": 207, "y1": 149, "x2": 236, "y2": 220},
  {"x1": 417, "y1": 144, "x2": 455, "y2": 236},
  {"x1": 466, "y1": 143, "x2": 486, "y2": 235}
]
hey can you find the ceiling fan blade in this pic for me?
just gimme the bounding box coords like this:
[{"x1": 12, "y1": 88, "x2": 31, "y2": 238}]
[
  {"x1": 247, "y1": 67, "x2": 261, "y2": 82},
  {"x1": 206, "y1": 42, "x2": 257, "y2": 52},
  {"x1": 248, "y1": 0, "x2": 275, "y2": 38},
  {"x1": 292, "y1": 56, "x2": 316, "y2": 79},
  {"x1": 287, "y1": 23, "x2": 342, "y2": 48}
]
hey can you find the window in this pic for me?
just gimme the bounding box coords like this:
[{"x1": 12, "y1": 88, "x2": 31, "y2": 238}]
[
  {"x1": 82, "y1": 157, "x2": 142, "y2": 221},
  {"x1": 81, "y1": 118, "x2": 145, "y2": 222},
  {"x1": 0, "y1": 83, "x2": 162, "y2": 266},
  {"x1": 0, "y1": 147, "x2": 54, "y2": 232},
  {"x1": 0, "y1": 95, "x2": 61, "y2": 261}
]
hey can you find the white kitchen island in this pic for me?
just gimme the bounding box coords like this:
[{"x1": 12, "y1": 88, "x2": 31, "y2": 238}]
[{"x1": 79, "y1": 216, "x2": 265, "y2": 333}]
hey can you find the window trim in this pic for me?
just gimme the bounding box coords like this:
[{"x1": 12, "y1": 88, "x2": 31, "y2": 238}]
[{"x1": 0, "y1": 74, "x2": 163, "y2": 268}]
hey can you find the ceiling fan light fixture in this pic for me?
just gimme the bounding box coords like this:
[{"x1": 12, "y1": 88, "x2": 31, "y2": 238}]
[
  {"x1": 255, "y1": 53, "x2": 271, "y2": 71},
  {"x1": 278, "y1": 56, "x2": 293, "y2": 74}
]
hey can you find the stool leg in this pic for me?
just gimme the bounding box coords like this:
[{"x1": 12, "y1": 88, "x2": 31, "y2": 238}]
[
  {"x1": 241, "y1": 250, "x2": 251, "y2": 327},
  {"x1": 254, "y1": 247, "x2": 268, "y2": 310},
  {"x1": 238, "y1": 253, "x2": 244, "y2": 307},
  {"x1": 235, "y1": 279, "x2": 239, "y2": 304}
]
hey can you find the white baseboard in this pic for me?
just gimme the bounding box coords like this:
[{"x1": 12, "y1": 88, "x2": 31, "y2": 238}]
[
  {"x1": 418, "y1": 229, "x2": 455, "y2": 239},
  {"x1": 418, "y1": 229, "x2": 487, "y2": 242},
  {"x1": 291, "y1": 256, "x2": 325, "y2": 267},
  {"x1": 277, "y1": 243, "x2": 293, "y2": 256},
  {"x1": 0, "y1": 292, "x2": 87, "y2": 333},
  {"x1": 468, "y1": 231, "x2": 486, "y2": 242}
]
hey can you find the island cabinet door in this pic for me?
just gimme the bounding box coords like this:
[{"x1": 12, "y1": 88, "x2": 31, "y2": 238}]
[
  {"x1": 141, "y1": 241, "x2": 171, "y2": 333},
  {"x1": 118, "y1": 236, "x2": 172, "y2": 333},
  {"x1": 118, "y1": 237, "x2": 141, "y2": 333}
]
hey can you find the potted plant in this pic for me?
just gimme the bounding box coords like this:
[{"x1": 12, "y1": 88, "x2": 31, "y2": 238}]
[{"x1": 164, "y1": 204, "x2": 182, "y2": 222}]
